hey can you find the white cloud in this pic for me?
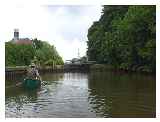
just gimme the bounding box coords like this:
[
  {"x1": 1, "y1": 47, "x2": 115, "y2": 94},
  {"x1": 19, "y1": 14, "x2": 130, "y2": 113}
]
[
  {"x1": 53, "y1": 37, "x2": 87, "y2": 60},
  {"x1": 0, "y1": 5, "x2": 102, "y2": 61}
]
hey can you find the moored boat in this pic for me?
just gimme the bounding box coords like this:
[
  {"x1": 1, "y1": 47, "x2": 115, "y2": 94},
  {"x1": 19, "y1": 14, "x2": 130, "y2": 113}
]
[{"x1": 23, "y1": 79, "x2": 41, "y2": 89}]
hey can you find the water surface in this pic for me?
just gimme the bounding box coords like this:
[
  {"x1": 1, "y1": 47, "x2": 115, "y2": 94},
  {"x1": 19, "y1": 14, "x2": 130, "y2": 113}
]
[{"x1": 5, "y1": 71, "x2": 156, "y2": 117}]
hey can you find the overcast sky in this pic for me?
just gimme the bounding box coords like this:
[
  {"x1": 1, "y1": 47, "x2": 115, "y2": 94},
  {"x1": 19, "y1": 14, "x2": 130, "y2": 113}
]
[{"x1": 0, "y1": 5, "x2": 102, "y2": 61}]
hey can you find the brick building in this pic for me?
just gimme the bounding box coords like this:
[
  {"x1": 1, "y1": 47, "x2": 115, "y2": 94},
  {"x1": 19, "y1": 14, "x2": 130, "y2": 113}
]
[{"x1": 12, "y1": 29, "x2": 32, "y2": 45}]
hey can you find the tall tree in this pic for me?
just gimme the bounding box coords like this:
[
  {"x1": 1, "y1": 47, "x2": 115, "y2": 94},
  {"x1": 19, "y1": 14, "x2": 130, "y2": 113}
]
[
  {"x1": 87, "y1": 5, "x2": 156, "y2": 72},
  {"x1": 5, "y1": 39, "x2": 64, "y2": 66}
]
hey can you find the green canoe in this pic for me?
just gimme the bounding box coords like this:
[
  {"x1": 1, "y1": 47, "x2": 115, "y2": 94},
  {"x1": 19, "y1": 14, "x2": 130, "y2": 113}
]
[{"x1": 23, "y1": 79, "x2": 41, "y2": 89}]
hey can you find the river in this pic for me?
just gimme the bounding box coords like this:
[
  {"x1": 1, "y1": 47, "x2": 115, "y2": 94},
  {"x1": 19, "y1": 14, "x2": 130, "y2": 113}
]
[{"x1": 5, "y1": 71, "x2": 156, "y2": 118}]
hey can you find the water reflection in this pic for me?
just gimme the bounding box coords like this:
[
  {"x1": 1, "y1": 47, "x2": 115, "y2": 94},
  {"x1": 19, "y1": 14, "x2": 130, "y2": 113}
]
[
  {"x1": 5, "y1": 88, "x2": 39, "y2": 117},
  {"x1": 87, "y1": 71, "x2": 156, "y2": 117},
  {"x1": 6, "y1": 71, "x2": 156, "y2": 118},
  {"x1": 5, "y1": 73, "x2": 64, "y2": 117},
  {"x1": 42, "y1": 72, "x2": 64, "y2": 81},
  {"x1": 5, "y1": 73, "x2": 26, "y2": 86}
]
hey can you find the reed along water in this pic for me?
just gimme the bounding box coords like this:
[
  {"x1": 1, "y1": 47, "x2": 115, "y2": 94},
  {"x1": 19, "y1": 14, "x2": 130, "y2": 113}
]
[{"x1": 5, "y1": 71, "x2": 156, "y2": 117}]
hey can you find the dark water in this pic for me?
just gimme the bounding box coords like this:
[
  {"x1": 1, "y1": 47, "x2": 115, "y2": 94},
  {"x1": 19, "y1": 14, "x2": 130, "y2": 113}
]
[{"x1": 5, "y1": 71, "x2": 156, "y2": 118}]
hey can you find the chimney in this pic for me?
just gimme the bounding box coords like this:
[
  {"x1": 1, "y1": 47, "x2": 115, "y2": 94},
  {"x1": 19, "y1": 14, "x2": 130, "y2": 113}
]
[{"x1": 14, "y1": 29, "x2": 19, "y2": 41}]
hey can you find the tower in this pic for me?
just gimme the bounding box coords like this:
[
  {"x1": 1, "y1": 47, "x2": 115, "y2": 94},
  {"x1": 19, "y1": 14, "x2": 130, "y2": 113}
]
[
  {"x1": 14, "y1": 29, "x2": 19, "y2": 41},
  {"x1": 78, "y1": 48, "x2": 80, "y2": 59}
]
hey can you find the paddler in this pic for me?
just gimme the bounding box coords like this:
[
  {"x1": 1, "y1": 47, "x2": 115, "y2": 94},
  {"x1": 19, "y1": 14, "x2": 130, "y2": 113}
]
[{"x1": 26, "y1": 63, "x2": 42, "y2": 81}]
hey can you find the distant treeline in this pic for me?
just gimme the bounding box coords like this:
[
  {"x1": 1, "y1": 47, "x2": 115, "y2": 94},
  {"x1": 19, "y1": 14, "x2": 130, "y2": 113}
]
[
  {"x1": 87, "y1": 5, "x2": 156, "y2": 72},
  {"x1": 5, "y1": 39, "x2": 64, "y2": 67}
]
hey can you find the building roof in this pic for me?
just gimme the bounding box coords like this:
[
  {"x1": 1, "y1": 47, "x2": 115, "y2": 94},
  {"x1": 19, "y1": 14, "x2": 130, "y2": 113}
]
[{"x1": 16, "y1": 38, "x2": 32, "y2": 45}]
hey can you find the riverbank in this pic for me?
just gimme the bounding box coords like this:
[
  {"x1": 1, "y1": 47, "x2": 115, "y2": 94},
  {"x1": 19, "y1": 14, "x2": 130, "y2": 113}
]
[
  {"x1": 5, "y1": 64, "x2": 90, "y2": 77},
  {"x1": 90, "y1": 64, "x2": 155, "y2": 74},
  {"x1": 6, "y1": 63, "x2": 155, "y2": 75},
  {"x1": 5, "y1": 65, "x2": 64, "y2": 74}
]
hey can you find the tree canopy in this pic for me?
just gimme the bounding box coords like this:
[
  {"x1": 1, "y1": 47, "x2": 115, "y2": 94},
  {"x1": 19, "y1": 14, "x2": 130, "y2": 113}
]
[
  {"x1": 5, "y1": 39, "x2": 64, "y2": 67},
  {"x1": 87, "y1": 5, "x2": 156, "y2": 72}
]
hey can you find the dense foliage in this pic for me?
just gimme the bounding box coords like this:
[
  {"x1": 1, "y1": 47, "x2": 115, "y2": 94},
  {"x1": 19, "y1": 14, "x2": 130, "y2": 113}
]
[
  {"x1": 87, "y1": 5, "x2": 156, "y2": 72},
  {"x1": 5, "y1": 39, "x2": 64, "y2": 66}
]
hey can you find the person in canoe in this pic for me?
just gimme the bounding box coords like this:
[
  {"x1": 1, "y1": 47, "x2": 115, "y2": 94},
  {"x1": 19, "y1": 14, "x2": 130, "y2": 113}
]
[{"x1": 26, "y1": 63, "x2": 42, "y2": 81}]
